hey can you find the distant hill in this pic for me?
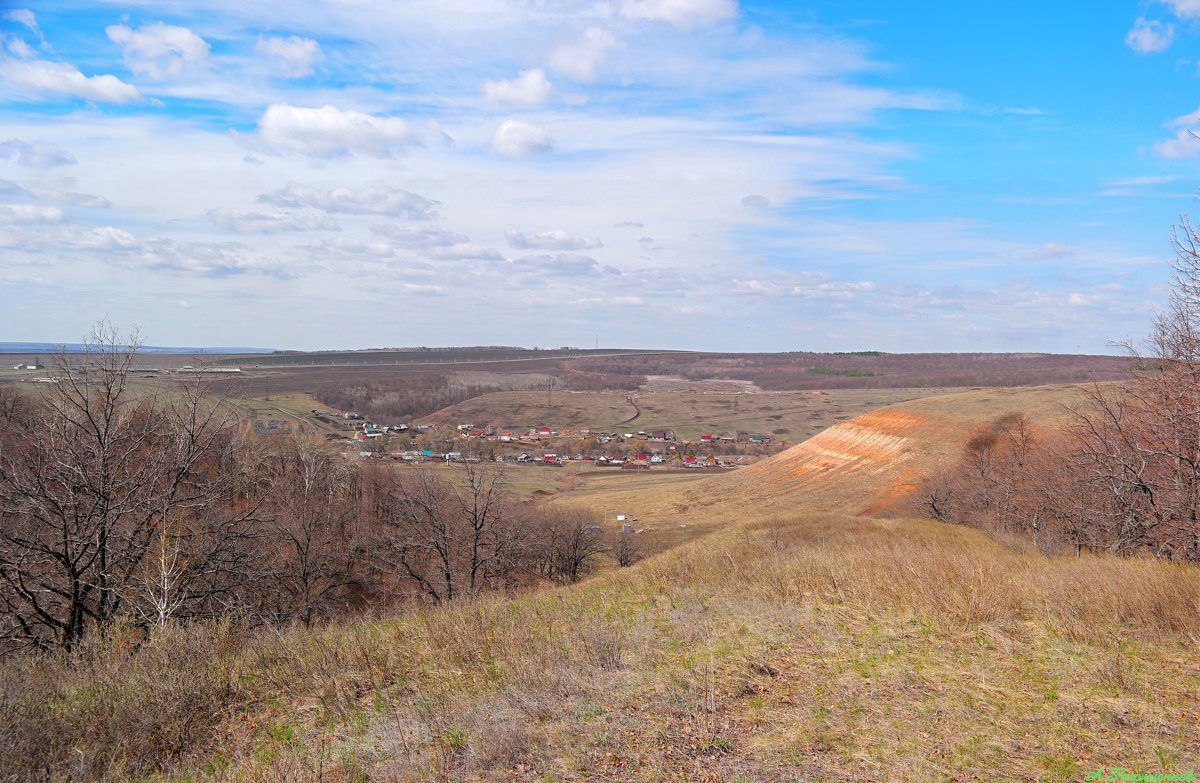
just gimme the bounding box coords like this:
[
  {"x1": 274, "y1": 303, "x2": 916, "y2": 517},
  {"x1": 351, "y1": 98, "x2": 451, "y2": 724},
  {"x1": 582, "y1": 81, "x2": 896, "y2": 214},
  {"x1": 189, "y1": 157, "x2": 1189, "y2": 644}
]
[{"x1": 0, "y1": 342, "x2": 275, "y2": 354}]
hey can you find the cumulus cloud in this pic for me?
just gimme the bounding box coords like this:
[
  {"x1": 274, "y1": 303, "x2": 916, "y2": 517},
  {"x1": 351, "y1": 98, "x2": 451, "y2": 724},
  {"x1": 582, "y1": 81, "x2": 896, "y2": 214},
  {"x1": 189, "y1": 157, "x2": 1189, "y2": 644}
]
[
  {"x1": 0, "y1": 58, "x2": 143, "y2": 103},
  {"x1": 482, "y1": 68, "x2": 553, "y2": 106},
  {"x1": 75, "y1": 226, "x2": 138, "y2": 250},
  {"x1": 0, "y1": 203, "x2": 63, "y2": 223},
  {"x1": 255, "y1": 103, "x2": 428, "y2": 158},
  {"x1": 1154, "y1": 108, "x2": 1200, "y2": 158},
  {"x1": 256, "y1": 35, "x2": 319, "y2": 78},
  {"x1": 741, "y1": 194, "x2": 771, "y2": 209},
  {"x1": 258, "y1": 182, "x2": 440, "y2": 219},
  {"x1": 619, "y1": 0, "x2": 737, "y2": 29},
  {"x1": 105, "y1": 22, "x2": 211, "y2": 81},
  {"x1": 1125, "y1": 18, "x2": 1174, "y2": 53},
  {"x1": 548, "y1": 27, "x2": 617, "y2": 82},
  {"x1": 614, "y1": 220, "x2": 643, "y2": 228},
  {"x1": 428, "y1": 242, "x2": 504, "y2": 261},
  {"x1": 207, "y1": 207, "x2": 339, "y2": 233},
  {"x1": 1163, "y1": 0, "x2": 1200, "y2": 19},
  {"x1": 506, "y1": 227, "x2": 601, "y2": 250},
  {"x1": 1155, "y1": 129, "x2": 1200, "y2": 158},
  {"x1": 0, "y1": 139, "x2": 75, "y2": 167},
  {"x1": 513, "y1": 252, "x2": 600, "y2": 276},
  {"x1": 137, "y1": 239, "x2": 284, "y2": 277},
  {"x1": 490, "y1": 119, "x2": 553, "y2": 157},
  {"x1": 370, "y1": 224, "x2": 469, "y2": 247}
]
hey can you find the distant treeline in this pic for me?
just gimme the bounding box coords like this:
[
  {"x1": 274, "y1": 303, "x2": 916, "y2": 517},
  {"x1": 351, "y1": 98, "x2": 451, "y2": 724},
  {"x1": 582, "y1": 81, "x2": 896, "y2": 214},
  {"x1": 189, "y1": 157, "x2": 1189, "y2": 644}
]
[
  {"x1": 573, "y1": 352, "x2": 1135, "y2": 390},
  {"x1": 311, "y1": 365, "x2": 645, "y2": 421}
]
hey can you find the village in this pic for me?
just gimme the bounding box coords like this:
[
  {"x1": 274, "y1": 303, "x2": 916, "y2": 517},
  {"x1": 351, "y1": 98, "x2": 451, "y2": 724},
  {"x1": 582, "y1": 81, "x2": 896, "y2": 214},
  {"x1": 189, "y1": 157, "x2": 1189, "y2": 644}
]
[{"x1": 318, "y1": 412, "x2": 777, "y2": 470}]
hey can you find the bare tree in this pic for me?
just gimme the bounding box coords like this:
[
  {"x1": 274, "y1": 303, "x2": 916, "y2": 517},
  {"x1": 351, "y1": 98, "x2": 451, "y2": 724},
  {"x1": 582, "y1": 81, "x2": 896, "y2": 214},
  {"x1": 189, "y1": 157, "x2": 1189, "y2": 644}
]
[
  {"x1": 378, "y1": 463, "x2": 526, "y2": 603},
  {"x1": 612, "y1": 526, "x2": 643, "y2": 568},
  {"x1": 0, "y1": 323, "x2": 260, "y2": 650},
  {"x1": 532, "y1": 506, "x2": 609, "y2": 583},
  {"x1": 261, "y1": 432, "x2": 365, "y2": 625}
]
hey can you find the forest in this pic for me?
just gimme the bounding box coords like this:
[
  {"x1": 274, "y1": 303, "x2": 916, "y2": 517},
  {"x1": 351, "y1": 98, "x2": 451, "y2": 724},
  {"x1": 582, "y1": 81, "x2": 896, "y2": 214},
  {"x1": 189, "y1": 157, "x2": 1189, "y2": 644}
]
[{"x1": 0, "y1": 331, "x2": 631, "y2": 654}]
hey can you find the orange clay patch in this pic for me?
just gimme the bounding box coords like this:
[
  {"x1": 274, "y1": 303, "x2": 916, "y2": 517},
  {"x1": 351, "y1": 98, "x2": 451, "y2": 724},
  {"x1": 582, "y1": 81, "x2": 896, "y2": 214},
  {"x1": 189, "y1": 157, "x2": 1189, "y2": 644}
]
[{"x1": 756, "y1": 409, "x2": 928, "y2": 483}]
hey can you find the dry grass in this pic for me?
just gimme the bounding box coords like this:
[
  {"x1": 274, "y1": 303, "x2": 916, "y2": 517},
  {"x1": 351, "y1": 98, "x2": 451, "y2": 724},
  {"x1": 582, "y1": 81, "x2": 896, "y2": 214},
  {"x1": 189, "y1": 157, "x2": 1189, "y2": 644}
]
[{"x1": 4, "y1": 512, "x2": 1197, "y2": 782}]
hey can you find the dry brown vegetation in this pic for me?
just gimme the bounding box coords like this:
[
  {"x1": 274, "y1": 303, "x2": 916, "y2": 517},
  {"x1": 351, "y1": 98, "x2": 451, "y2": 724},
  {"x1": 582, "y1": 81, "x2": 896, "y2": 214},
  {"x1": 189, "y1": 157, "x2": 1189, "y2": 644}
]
[{"x1": 2, "y1": 512, "x2": 1196, "y2": 782}]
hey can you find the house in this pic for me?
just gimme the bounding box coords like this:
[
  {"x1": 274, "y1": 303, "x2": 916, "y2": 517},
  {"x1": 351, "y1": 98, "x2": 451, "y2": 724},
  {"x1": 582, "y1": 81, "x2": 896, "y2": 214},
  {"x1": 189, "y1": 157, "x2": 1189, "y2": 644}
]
[
  {"x1": 649, "y1": 430, "x2": 669, "y2": 441},
  {"x1": 704, "y1": 455, "x2": 719, "y2": 467},
  {"x1": 700, "y1": 434, "x2": 714, "y2": 443},
  {"x1": 650, "y1": 454, "x2": 664, "y2": 464},
  {"x1": 12, "y1": 360, "x2": 44, "y2": 370}
]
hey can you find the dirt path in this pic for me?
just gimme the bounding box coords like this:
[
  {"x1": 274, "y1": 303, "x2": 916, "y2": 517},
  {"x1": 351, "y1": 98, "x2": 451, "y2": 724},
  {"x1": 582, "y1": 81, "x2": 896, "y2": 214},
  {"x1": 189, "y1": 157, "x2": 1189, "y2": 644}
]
[{"x1": 617, "y1": 395, "x2": 641, "y2": 425}]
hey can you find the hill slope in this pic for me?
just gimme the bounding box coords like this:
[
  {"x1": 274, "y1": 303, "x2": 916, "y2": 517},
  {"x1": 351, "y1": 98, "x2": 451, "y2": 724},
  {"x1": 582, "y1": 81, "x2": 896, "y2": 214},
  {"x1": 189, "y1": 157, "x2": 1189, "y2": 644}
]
[{"x1": 560, "y1": 383, "x2": 1092, "y2": 531}]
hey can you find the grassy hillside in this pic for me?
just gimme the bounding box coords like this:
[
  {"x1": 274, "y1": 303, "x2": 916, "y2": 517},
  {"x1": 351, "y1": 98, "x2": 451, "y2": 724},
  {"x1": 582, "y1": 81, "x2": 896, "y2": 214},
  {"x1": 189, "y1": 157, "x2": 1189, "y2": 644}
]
[
  {"x1": 553, "y1": 383, "x2": 1095, "y2": 536},
  {"x1": 9, "y1": 513, "x2": 1196, "y2": 782},
  {"x1": 5, "y1": 382, "x2": 1198, "y2": 782}
]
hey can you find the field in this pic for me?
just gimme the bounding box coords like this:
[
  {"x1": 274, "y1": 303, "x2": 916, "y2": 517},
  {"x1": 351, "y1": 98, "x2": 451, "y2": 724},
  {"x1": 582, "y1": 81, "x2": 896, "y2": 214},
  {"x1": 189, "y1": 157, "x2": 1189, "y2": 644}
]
[{"x1": 422, "y1": 387, "x2": 974, "y2": 440}]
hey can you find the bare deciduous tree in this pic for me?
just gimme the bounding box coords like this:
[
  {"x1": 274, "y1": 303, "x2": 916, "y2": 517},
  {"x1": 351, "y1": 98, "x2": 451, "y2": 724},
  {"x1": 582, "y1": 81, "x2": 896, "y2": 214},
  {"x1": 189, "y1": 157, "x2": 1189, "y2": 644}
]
[
  {"x1": 377, "y1": 463, "x2": 526, "y2": 603},
  {"x1": 0, "y1": 324, "x2": 261, "y2": 650}
]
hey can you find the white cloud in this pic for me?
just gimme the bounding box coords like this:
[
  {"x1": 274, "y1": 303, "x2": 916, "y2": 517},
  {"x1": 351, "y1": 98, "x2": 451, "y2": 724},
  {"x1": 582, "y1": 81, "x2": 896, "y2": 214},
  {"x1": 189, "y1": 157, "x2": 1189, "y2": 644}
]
[
  {"x1": 207, "y1": 208, "x2": 340, "y2": 233},
  {"x1": 741, "y1": 194, "x2": 770, "y2": 209},
  {"x1": 74, "y1": 226, "x2": 138, "y2": 250},
  {"x1": 255, "y1": 35, "x2": 320, "y2": 78},
  {"x1": 4, "y1": 9, "x2": 47, "y2": 48},
  {"x1": 105, "y1": 23, "x2": 211, "y2": 81},
  {"x1": 258, "y1": 182, "x2": 440, "y2": 219},
  {"x1": 0, "y1": 139, "x2": 75, "y2": 167},
  {"x1": 514, "y1": 252, "x2": 600, "y2": 276},
  {"x1": 548, "y1": 27, "x2": 617, "y2": 82},
  {"x1": 1125, "y1": 18, "x2": 1174, "y2": 53},
  {"x1": 619, "y1": 0, "x2": 738, "y2": 29},
  {"x1": 1155, "y1": 128, "x2": 1200, "y2": 158},
  {"x1": 255, "y1": 103, "x2": 427, "y2": 158},
  {"x1": 0, "y1": 203, "x2": 62, "y2": 223},
  {"x1": 1163, "y1": 0, "x2": 1200, "y2": 19},
  {"x1": 136, "y1": 239, "x2": 284, "y2": 277},
  {"x1": 1022, "y1": 242, "x2": 1074, "y2": 259},
  {"x1": 506, "y1": 227, "x2": 601, "y2": 250},
  {"x1": 490, "y1": 119, "x2": 553, "y2": 157},
  {"x1": 370, "y1": 224, "x2": 469, "y2": 247},
  {"x1": 6, "y1": 37, "x2": 35, "y2": 59},
  {"x1": 1153, "y1": 108, "x2": 1200, "y2": 158},
  {"x1": 428, "y1": 242, "x2": 504, "y2": 261},
  {"x1": 482, "y1": 68, "x2": 552, "y2": 106},
  {"x1": 0, "y1": 58, "x2": 143, "y2": 103}
]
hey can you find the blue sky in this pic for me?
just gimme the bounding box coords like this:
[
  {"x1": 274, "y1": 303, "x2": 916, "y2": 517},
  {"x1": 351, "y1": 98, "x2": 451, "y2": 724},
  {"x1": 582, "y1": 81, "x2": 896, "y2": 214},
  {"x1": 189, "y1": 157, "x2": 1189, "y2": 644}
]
[{"x1": 2, "y1": 0, "x2": 1200, "y2": 352}]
